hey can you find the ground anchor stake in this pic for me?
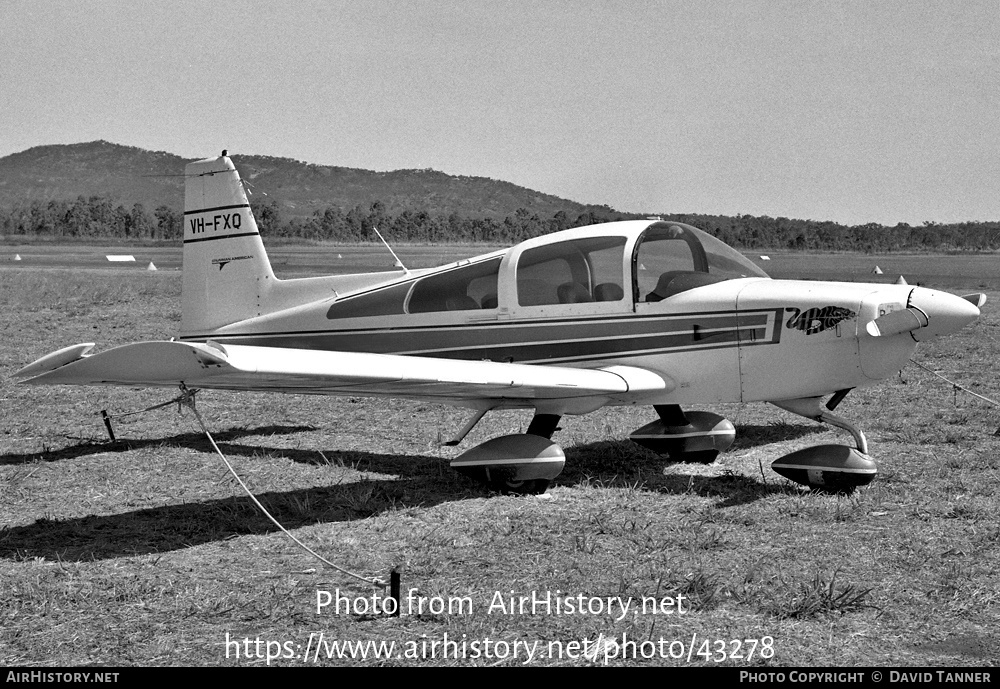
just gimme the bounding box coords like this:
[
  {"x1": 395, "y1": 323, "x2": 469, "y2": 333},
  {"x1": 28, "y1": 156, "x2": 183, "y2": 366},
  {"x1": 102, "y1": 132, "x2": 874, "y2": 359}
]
[
  {"x1": 390, "y1": 569, "x2": 401, "y2": 617},
  {"x1": 100, "y1": 410, "x2": 116, "y2": 442}
]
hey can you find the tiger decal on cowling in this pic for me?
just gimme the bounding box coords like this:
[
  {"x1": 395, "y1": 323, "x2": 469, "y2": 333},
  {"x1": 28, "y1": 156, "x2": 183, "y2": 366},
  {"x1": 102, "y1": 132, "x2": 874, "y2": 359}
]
[{"x1": 785, "y1": 306, "x2": 856, "y2": 335}]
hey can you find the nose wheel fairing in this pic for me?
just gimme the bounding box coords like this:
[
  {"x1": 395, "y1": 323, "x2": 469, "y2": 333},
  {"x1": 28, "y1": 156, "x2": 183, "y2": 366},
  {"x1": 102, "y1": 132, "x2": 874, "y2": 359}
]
[
  {"x1": 770, "y1": 395, "x2": 877, "y2": 491},
  {"x1": 770, "y1": 445, "x2": 877, "y2": 492}
]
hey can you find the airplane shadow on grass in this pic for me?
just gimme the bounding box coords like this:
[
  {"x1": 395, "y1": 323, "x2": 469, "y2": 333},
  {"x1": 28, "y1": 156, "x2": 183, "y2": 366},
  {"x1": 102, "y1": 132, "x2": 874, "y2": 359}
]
[
  {"x1": 0, "y1": 422, "x2": 825, "y2": 562},
  {"x1": 0, "y1": 424, "x2": 321, "y2": 466}
]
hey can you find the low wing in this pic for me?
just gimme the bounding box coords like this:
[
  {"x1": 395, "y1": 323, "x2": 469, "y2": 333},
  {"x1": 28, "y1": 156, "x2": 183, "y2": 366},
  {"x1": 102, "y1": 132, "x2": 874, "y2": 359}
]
[{"x1": 14, "y1": 341, "x2": 671, "y2": 408}]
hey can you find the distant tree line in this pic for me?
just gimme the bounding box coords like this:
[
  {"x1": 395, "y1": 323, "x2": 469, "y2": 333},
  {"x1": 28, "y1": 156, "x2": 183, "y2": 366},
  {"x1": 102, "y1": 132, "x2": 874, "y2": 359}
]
[
  {"x1": 0, "y1": 197, "x2": 178, "y2": 241},
  {"x1": 3, "y1": 195, "x2": 999, "y2": 253}
]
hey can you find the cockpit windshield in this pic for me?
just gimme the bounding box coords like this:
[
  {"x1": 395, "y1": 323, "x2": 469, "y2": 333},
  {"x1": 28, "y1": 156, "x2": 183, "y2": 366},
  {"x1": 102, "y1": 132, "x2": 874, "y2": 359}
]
[{"x1": 635, "y1": 222, "x2": 768, "y2": 302}]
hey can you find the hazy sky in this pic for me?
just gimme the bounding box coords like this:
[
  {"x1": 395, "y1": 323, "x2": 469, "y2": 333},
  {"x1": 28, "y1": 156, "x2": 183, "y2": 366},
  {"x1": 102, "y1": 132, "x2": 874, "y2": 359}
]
[{"x1": 2, "y1": 0, "x2": 997, "y2": 225}]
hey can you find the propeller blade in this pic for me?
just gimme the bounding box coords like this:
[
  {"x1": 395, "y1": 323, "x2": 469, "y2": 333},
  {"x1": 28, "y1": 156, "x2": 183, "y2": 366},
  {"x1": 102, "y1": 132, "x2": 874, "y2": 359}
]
[
  {"x1": 865, "y1": 307, "x2": 928, "y2": 337},
  {"x1": 962, "y1": 293, "x2": 987, "y2": 308}
]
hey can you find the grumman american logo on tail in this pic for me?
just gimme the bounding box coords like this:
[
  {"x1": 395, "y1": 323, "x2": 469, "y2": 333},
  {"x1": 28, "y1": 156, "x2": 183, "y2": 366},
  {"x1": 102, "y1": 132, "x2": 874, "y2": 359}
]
[{"x1": 212, "y1": 255, "x2": 254, "y2": 271}]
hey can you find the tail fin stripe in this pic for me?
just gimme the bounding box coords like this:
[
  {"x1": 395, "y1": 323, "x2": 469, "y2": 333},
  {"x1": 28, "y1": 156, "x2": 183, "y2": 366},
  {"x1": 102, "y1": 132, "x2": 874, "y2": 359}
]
[
  {"x1": 184, "y1": 203, "x2": 250, "y2": 216},
  {"x1": 183, "y1": 231, "x2": 260, "y2": 245}
]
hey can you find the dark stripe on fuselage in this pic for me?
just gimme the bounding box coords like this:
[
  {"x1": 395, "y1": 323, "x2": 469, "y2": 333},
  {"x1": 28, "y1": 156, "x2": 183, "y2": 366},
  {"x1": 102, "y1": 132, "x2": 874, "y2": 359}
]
[
  {"x1": 184, "y1": 203, "x2": 250, "y2": 216},
  {"x1": 185, "y1": 311, "x2": 757, "y2": 352},
  {"x1": 183, "y1": 231, "x2": 260, "y2": 244},
  {"x1": 181, "y1": 309, "x2": 783, "y2": 365}
]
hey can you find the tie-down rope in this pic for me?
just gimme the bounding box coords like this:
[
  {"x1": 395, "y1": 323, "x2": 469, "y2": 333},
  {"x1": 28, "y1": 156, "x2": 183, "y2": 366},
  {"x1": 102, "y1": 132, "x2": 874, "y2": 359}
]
[{"x1": 103, "y1": 387, "x2": 387, "y2": 588}]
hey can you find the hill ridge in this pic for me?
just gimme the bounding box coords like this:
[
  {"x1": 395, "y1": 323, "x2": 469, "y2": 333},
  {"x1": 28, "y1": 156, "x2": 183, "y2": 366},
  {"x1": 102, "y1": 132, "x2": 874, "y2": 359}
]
[{"x1": 0, "y1": 141, "x2": 604, "y2": 220}]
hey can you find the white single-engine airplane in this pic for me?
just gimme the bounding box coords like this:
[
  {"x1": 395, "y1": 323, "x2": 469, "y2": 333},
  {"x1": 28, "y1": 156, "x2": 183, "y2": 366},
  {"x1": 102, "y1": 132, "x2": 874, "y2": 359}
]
[{"x1": 16, "y1": 153, "x2": 985, "y2": 494}]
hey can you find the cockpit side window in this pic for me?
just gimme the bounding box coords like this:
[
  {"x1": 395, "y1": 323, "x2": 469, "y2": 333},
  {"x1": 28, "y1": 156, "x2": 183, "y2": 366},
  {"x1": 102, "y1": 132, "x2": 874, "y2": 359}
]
[
  {"x1": 634, "y1": 223, "x2": 767, "y2": 302},
  {"x1": 516, "y1": 236, "x2": 627, "y2": 307},
  {"x1": 407, "y1": 257, "x2": 502, "y2": 313}
]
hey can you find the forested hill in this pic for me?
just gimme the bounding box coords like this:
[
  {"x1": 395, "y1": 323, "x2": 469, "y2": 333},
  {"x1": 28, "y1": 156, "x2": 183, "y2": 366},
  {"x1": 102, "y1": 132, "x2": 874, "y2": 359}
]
[
  {"x1": 0, "y1": 140, "x2": 604, "y2": 221},
  {"x1": 1, "y1": 141, "x2": 998, "y2": 251}
]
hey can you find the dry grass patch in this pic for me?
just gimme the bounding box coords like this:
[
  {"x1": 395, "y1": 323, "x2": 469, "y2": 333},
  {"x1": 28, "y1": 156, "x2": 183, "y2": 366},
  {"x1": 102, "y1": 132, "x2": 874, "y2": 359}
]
[{"x1": 2, "y1": 261, "x2": 1000, "y2": 666}]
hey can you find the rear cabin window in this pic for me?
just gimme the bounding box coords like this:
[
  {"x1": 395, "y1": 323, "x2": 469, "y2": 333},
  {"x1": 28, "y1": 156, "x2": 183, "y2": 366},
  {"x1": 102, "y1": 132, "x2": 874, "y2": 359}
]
[
  {"x1": 407, "y1": 257, "x2": 502, "y2": 313},
  {"x1": 325, "y1": 282, "x2": 412, "y2": 320},
  {"x1": 516, "y1": 236, "x2": 627, "y2": 307}
]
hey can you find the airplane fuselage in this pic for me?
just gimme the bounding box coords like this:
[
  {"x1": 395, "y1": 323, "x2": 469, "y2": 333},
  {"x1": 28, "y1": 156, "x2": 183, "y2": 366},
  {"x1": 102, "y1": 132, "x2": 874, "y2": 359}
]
[{"x1": 178, "y1": 220, "x2": 931, "y2": 411}]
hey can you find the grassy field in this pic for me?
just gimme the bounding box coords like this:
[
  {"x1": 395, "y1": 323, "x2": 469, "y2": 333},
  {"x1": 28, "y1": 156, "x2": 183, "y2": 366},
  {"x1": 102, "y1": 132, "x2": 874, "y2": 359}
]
[
  {"x1": 4, "y1": 241, "x2": 999, "y2": 290},
  {"x1": 1, "y1": 247, "x2": 999, "y2": 667},
  {"x1": 1, "y1": 242, "x2": 502, "y2": 275}
]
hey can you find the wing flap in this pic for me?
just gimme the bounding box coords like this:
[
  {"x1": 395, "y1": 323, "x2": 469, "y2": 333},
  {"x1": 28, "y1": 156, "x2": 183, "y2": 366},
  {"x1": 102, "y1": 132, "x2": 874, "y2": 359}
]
[{"x1": 16, "y1": 341, "x2": 672, "y2": 403}]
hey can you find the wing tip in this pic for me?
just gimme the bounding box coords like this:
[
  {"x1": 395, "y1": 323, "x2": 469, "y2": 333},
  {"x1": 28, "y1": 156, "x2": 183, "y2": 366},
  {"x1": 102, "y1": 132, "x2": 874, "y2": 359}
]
[{"x1": 14, "y1": 343, "x2": 96, "y2": 379}]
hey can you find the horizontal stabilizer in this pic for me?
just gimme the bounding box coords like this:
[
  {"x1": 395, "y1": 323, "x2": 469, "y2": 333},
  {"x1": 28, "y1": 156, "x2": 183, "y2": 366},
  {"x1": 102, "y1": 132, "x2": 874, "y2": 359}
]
[
  {"x1": 15, "y1": 341, "x2": 229, "y2": 384},
  {"x1": 15, "y1": 343, "x2": 95, "y2": 378},
  {"x1": 16, "y1": 341, "x2": 671, "y2": 406}
]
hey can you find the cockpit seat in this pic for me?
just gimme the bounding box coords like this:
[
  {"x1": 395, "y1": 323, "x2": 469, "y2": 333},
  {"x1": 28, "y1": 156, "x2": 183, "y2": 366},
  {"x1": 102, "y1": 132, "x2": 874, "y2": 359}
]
[
  {"x1": 646, "y1": 271, "x2": 726, "y2": 302},
  {"x1": 594, "y1": 283, "x2": 624, "y2": 302},
  {"x1": 446, "y1": 295, "x2": 480, "y2": 311},
  {"x1": 557, "y1": 282, "x2": 593, "y2": 304}
]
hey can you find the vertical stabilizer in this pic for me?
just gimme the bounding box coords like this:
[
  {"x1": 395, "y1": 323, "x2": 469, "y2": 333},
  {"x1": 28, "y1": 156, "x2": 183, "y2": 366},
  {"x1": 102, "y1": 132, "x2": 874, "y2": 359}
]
[{"x1": 181, "y1": 154, "x2": 276, "y2": 335}]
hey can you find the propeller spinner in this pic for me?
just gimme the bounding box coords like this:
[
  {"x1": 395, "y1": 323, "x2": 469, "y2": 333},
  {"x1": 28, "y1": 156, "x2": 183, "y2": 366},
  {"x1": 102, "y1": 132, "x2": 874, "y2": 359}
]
[{"x1": 866, "y1": 288, "x2": 984, "y2": 339}]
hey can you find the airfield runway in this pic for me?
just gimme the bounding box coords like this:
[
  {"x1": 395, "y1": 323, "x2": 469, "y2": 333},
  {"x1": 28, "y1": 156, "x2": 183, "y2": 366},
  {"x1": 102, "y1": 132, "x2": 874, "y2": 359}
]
[{"x1": 4, "y1": 243, "x2": 997, "y2": 292}]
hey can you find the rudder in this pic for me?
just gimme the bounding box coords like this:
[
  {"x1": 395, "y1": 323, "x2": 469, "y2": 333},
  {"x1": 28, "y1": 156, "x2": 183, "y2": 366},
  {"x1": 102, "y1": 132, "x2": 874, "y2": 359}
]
[{"x1": 181, "y1": 153, "x2": 276, "y2": 336}]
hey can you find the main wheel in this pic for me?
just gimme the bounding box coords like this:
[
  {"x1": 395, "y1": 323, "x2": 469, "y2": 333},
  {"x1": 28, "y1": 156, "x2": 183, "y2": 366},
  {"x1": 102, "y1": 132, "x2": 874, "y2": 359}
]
[
  {"x1": 490, "y1": 478, "x2": 551, "y2": 495},
  {"x1": 672, "y1": 449, "x2": 720, "y2": 464}
]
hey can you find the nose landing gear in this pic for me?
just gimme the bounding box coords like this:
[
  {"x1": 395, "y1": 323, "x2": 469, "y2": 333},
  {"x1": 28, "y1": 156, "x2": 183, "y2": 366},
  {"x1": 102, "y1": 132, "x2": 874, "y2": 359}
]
[{"x1": 770, "y1": 395, "x2": 877, "y2": 491}]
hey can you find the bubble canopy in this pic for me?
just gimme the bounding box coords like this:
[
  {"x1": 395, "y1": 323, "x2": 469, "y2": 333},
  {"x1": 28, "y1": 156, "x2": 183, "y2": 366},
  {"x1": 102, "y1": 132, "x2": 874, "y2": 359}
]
[
  {"x1": 638, "y1": 221, "x2": 770, "y2": 280},
  {"x1": 325, "y1": 220, "x2": 769, "y2": 320}
]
